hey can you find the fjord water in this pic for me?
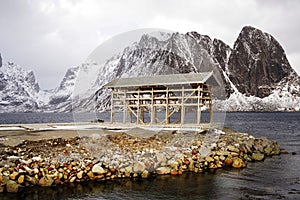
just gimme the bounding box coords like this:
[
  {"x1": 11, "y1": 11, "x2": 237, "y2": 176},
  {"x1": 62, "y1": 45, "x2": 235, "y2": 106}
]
[{"x1": 0, "y1": 112, "x2": 299, "y2": 199}]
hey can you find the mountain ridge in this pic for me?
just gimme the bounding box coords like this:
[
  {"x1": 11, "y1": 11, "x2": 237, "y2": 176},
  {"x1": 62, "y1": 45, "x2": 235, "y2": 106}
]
[{"x1": 0, "y1": 26, "x2": 299, "y2": 113}]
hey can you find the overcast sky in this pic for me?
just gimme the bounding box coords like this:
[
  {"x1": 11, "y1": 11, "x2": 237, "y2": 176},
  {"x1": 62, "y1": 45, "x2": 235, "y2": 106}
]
[{"x1": 1, "y1": 0, "x2": 300, "y2": 89}]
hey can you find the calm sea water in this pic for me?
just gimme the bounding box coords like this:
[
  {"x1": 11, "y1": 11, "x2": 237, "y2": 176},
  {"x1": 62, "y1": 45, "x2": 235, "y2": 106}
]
[{"x1": 0, "y1": 112, "x2": 299, "y2": 200}]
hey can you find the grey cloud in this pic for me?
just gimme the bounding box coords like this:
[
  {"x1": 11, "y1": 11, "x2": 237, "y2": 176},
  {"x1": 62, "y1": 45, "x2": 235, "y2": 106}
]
[{"x1": 0, "y1": 0, "x2": 299, "y2": 89}]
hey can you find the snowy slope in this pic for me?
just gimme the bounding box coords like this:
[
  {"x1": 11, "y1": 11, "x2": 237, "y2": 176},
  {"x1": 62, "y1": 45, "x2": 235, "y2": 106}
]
[
  {"x1": 74, "y1": 27, "x2": 300, "y2": 112},
  {"x1": 0, "y1": 26, "x2": 299, "y2": 113},
  {"x1": 0, "y1": 62, "x2": 52, "y2": 112}
]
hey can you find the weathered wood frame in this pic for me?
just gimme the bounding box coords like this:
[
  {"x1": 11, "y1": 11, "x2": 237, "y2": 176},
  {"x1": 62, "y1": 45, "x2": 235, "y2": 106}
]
[{"x1": 110, "y1": 83, "x2": 212, "y2": 125}]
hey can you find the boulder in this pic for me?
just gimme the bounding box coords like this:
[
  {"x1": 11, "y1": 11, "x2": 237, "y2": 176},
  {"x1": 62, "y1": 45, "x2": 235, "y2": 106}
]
[
  {"x1": 92, "y1": 164, "x2": 106, "y2": 174},
  {"x1": 17, "y1": 175, "x2": 25, "y2": 184},
  {"x1": 133, "y1": 161, "x2": 146, "y2": 173},
  {"x1": 252, "y1": 152, "x2": 265, "y2": 161},
  {"x1": 224, "y1": 157, "x2": 233, "y2": 166},
  {"x1": 38, "y1": 177, "x2": 54, "y2": 187},
  {"x1": 141, "y1": 170, "x2": 150, "y2": 178},
  {"x1": 77, "y1": 171, "x2": 84, "y2": 179},
  {"x1": 227, "y1": 145, "x2": 240, "y2": 153},
  {"x1": 156, "y1": 167, "x2": 171, "y2": 175},
  {"x1": 9, "y1": 171, "x2": 19, "y2": 180},
  {"x1": 232, "y1": 158, "x2": 246, "y2": 168},
  {"x1": 6, "y1": 180, "x2": 19, "y2": 193}
]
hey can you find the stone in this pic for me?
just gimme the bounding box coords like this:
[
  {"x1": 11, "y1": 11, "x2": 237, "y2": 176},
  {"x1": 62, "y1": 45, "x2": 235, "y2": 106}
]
[
  {"x1": 0, "y1": 185, "x2": 4, "y2": 193},
  {"x1": 167, "y1": 160, "x2": 179, "y2": 170},
  {"x1": 252, "y1": 152, "x2": 264, "y2": 161},
  {"x1": 216, "y1": 161, "x2": 223, "y2": 168},
  {"x1": 170, "y1": 169, "x2": 178, "y2": 175},
  {"x1": 6, "y1": 180, "x2": 19, "y2": 193},
  {"x1": 92, "y1": 164, "x2": 106, "y2": 174},
  {"x1": 156, "y1": 167, "x2": 171, "y2": 175},
  {"x1": 227, "y1": 145, "x2": 239, "y2": 153},
  {"x1": 77, "y1": 171, "x2": 84, "y2": 179},
  {"x1": 209, "y1": 162, "x2": 217, "y2": 169},
  {"x1": 17, "y1": 175, "x2": 25, "y2": 184},
  {"x1": 87, "y1": 171, "x2": 94, "y2": 179},
  {"x1": 224, "y1": 157, "x2": 233, "y2": 166},
  {"x1": 25, "y1": 175, "x2": 38, "y2": 185},
  {"x1": 141, "y1": 170, "x2": 150, "y2": 178},
  {"x1": 9, "y1": 171, "x2": 19, "y2": 180},
  {"x1": 243, "y1": 154, "x2": 252, "y2": 162},
  {"x1": 264, "y1": 147, "x2": 273, "y2": 155},
  {"x1": 156, "y1": 153, "x2": 167, "y2": 164},
  {"x1": 69, "y1": 176, "x2": 76, "y2": 183},
  {"x1": 219, "y1": 155, "x2": 226, "y2": 161},
  {"x1": 205, "y1": 156, "x2": 214, "y2": 163},
  {"x1": 32, "y1": 156, "x2": 42, "y2": 162},
  {"x1": 133, "y1": 161, "x2": 146, "y2": 173},
  {"x1": 38, "y1": 177, "x2": 54, "y2": 187},
  {"x1": 125, "y1": 166, "x2": 133, "y2": 174},
  {"x1": 232, "y1": 158, "x2": 246, "y2": 168}
]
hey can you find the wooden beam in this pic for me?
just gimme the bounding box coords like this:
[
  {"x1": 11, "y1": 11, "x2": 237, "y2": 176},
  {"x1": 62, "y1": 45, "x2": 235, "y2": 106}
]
[
  {"x1": 110, "y1": 89, "x2": 114, "y2": 123},
  {"x1": 136, "y1": 88, "x2": 140, "y2": 124},
  {"x1": 151, "y1": 88, "x2": 155, "y2": 124},
  {"x1": 197, "y1": 85, "x2": 201, "y2": 124},
  {"x1": 123, "y1": 90, "x2": 126, "y2": 123},
  {"x1": 181, "y1": 86, "x2": 185, "y2": 125},
  {"x1": 165, "y1": 87, "x2": 170, "y2": 124}
]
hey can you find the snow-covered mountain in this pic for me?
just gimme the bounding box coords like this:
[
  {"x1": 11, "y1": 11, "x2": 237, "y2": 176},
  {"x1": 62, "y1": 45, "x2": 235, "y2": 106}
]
[
  {"x1": 0, "y1": 26, "x2": 299, "y2": 113},
  {"x1": 0, "y1": 62, "x2": 52, "y2": 112},
  {"x1": 73, "y1": 26, "x2": 300, "y2": 112}
]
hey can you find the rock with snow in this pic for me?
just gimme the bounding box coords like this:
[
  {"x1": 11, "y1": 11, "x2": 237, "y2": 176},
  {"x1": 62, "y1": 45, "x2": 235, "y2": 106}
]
[
  {"x1": 0, "y1": 62, "x2": 51, "y2": 113},
  {"x1": 1, "y1": 26, "x2": 300, "y2": 113},
  {"x1": 0, "y1": 53, "x2": 2, "y2": 67}
]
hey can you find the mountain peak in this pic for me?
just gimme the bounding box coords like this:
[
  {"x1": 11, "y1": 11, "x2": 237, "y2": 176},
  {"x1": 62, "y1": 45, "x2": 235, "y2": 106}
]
[{"x1": 228, "y1": 26, "x2": 295, "y2": 97}]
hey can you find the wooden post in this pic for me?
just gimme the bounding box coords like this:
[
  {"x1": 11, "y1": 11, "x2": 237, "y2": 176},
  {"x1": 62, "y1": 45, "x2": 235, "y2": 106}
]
[
  {"x1": 209, "y1": 86, "x2": 213, "y2": 123},
  {"x1": 123, "y1": 90, "x2": 126, "y2": 123},
  {"x1": 137, "y1": 88, "x2": 140, "y2": 124},
  {"x1": 166, "y1": 87, "x2": 170, "y2": 124},
  {"x1": 141, "y1": 107, "x2": 145, "y2": 123},
  {"x1": 196, "y1": 85, "x2": 201, "y2": 124},
  {"x1": 110, "y1": 89, "x2": 114, "y2": 123},
  {"x1": 181, "y1": 86, "x2": 185, "y2": 125},
  {"x1": 209, "y1": 102, "x2": 213, "y2": 123},
  {"x1": 151, "y1": 88, "x2": 155, "y2": 124}
]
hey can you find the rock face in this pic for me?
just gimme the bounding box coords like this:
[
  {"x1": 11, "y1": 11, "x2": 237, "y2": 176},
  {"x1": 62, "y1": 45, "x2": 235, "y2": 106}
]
[
  {"x1": 0, "y1": 53, "x2": 2, "y2": 67},
  {"x1": 0, "y1": 26, "x2": 299, "y2": 112},
  {"x1": 0, "y1": 62, "x2": 51, "y2": 112},
  {"x1": 228, "y1": 26, "x2": 295, "y2": 98},
  {"x1": 44, "y1": 66, "x2": 79, "y2": 112}
]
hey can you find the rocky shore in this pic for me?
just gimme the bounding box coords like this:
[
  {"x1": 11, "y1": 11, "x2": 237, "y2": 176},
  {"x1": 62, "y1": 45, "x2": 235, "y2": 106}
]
[{"x1": 0, "y1": 128, "x2": 281, "y2": 193}]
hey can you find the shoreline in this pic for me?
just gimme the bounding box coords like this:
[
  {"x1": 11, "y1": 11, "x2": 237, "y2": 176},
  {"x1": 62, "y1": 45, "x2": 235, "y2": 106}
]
[{"x1": 0, "y1": 125, "x2": 282, "y2": 193}]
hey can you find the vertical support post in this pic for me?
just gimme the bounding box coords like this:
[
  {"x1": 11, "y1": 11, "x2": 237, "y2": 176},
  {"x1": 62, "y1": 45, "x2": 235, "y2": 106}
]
[
  {"x1": 123, "y1": 90, "x2": 126, "y2": 123},
  {"x1": 129, "y1": 109, "x2": 133, "y2": 123},
  {"x1": 197, "y1": 85, "x2": 201, "y2": 124},
  {"x1": 110, "y1": 89, "x2": 114, "y2": 123},
  {"x1": 137, "y1": 88, "x2": 140, "y2": 124},
  {"x1": 181, "y1": 86, "x2": 185, "y2": 125},
  {"x1": 166, "y1": 87, "x2": 170, "y2": 124},
  {"x1": 141, "y1": 107, "x2": 145, "y2": 123},
  {"x1": 209, "y1": 87, "x2": 213, "y2": 123},
  {"x1": 151, "y1": 88, "x2": 155, "y2": 124}
]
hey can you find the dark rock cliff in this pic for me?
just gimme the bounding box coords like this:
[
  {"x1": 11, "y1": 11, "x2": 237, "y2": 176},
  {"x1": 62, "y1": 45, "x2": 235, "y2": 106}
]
[{"x1": 227, "y1": 26, "x2": 295, "y2": 98}]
